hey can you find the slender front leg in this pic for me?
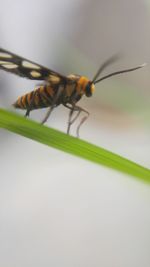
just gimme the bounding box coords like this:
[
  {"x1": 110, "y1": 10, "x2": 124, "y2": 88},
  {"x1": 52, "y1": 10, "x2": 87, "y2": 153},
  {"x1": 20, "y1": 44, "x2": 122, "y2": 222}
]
[
  {"x1": 75, "y1": 106, "x2": 89, "y2": 138},
  {"x1": 76, "y1": 111, "x2": 89, "y2": 138},
  {"x1": 64, "y1": 104, "x2": 81, "y2": 135},
  {"x1": 67, "y1": 108, "x2": 82, "y2": 135},
  {"x1": 64, "y1": 103, "x2": 89, "y2": 137}
]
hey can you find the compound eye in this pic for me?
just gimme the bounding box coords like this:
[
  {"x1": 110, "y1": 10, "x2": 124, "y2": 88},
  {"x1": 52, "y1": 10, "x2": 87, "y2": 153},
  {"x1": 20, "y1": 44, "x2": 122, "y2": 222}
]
[{"x1": 85, "y1": 83, "x2": 92, "y2": 97}]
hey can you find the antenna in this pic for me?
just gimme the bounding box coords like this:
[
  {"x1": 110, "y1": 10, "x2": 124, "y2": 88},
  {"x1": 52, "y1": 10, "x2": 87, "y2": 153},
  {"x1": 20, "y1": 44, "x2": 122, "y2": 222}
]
[{"x1": 94, "y1": 63, "x2": 146, "y2": 84}]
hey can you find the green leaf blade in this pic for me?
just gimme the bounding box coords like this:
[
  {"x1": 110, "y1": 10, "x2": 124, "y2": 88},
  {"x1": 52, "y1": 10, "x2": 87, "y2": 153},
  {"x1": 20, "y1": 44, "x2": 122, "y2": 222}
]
[{"x1": 0, "y1": 108, "x2": 150, "y2": 183}]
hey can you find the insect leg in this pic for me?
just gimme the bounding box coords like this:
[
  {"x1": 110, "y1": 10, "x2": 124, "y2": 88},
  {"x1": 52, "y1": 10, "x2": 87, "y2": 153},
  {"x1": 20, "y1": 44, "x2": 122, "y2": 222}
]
[
  {"x1": 25, "y1": 110, "x2": 30, "y2": 117},
  {"x1": 63, "y1": 104, "x2": 81, "y2": 134},
  {"x1": 64, "y1": 104, "x2": 89, "y2": 137},
  {"x1": 75, "y1": 106, "x2": 89, "y2": 138},
  {"x1": 67, "y1": 108, "x2": 74, "y2": 135},
  {"x1": 41, "y1": 85, "x2": 64, "y2": 124},
  {"x1": 41, "y1": 106, "x2": 55, "y2": 124},
  {"x1": 25, "y1": 91, "x2": 37, "y2": 117},
  {"x1": 68, "y1": 108, "x2": 82, "y2": 134}
]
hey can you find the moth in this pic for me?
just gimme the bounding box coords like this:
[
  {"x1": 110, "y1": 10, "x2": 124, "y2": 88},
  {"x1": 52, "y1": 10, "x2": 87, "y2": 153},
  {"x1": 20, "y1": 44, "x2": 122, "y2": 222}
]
[{"x1": 0, "y1": 48, "x2": 145, "y2": 137}]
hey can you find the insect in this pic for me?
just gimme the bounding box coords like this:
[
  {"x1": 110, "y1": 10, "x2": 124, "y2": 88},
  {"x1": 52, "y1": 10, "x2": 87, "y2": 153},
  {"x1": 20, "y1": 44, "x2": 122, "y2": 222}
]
[{"x1": 0, "y1": 48, "x2": 145, "y2": 137}]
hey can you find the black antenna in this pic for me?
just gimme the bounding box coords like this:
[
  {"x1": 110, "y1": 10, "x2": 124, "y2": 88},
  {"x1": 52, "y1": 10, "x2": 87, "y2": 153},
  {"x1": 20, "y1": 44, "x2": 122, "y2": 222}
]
[
  {"x1": 94, "y1": 63, "x2": 146, "y2": 84},
  {"x1": 92, "y1": 54, "x2": 120, "y2": 83}
]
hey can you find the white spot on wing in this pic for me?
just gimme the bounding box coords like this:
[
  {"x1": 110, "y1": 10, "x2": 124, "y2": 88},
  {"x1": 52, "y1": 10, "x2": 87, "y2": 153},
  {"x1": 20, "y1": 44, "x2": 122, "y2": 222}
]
[
  {"x1": 2, "y1": 64, "x2": 18, "y2": 69},
  {"x1": 22, "y1": 61, "x2": 40, "y2": 69},
  {"x1": 0, "y1": 52, "x2": 12, "y2": 58},
  {"x1": 0, "y1": 61, "x2": 10, "y2": 64},
  {"x1": 30, "y1": 70, "x2": 41, "y2": 78},
  {"x1": 0, "y1": 61, "x2": 18, "y2": 69}
]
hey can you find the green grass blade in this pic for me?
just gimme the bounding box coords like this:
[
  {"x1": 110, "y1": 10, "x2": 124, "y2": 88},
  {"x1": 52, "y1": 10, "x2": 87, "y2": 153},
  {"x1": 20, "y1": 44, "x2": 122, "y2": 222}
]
[{"x1": 0, "y1": 108, "x2": 150, "y2": 182}]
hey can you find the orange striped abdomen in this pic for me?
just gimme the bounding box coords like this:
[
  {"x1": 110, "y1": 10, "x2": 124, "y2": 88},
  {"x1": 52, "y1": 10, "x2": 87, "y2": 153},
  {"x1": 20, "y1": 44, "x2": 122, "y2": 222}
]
[{"x1": 13, "y1": 85, "x2": 55, "y2": 110}]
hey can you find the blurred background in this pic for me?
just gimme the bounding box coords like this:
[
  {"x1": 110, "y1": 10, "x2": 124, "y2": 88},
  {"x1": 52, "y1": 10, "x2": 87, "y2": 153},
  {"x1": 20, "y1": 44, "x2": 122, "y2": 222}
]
[{"x1": 0, "y1": 0, "x2": 150, "y2": 266}]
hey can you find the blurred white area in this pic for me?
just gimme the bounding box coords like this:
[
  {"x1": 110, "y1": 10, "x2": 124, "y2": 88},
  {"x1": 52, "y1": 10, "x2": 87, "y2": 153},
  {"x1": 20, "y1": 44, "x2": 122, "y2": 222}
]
[{"x1": 0, "y1": 0, "x2": 150, "y2": 266}]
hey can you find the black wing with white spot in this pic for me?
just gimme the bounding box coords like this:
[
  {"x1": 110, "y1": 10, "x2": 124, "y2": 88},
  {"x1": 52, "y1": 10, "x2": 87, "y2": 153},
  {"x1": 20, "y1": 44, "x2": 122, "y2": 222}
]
[{"x1": 0, "y1": 48, "x2": 67, "y2": 82}]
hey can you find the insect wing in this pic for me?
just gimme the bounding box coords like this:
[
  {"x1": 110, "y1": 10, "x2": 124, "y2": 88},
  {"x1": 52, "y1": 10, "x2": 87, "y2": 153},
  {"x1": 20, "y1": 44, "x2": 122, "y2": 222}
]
[{"x1": 0, "y1": 48, "x2": 67, "y2": 82}]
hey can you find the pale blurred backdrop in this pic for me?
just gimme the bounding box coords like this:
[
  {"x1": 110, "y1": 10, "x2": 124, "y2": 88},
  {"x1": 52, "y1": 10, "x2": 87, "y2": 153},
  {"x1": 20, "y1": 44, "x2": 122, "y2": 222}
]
[{"x1": 0, "y1": 0, "x2": 150, "y2": 266}]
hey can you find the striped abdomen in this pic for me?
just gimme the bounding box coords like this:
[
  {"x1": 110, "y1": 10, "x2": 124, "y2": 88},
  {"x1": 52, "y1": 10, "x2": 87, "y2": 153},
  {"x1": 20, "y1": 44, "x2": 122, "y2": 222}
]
[{"x1": 13, "y1": 85, "x2": 57, "y2": 110}]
